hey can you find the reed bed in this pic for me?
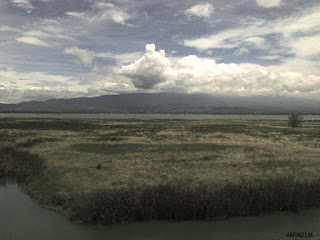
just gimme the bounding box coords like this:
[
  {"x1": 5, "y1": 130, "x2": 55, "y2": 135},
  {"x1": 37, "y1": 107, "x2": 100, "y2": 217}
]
[{"x1": 73, "y1": 178, "x2": 320, "y2": 225}]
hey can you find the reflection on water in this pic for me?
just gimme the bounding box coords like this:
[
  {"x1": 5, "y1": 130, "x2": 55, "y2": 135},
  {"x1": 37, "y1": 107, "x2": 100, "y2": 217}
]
[
  {"x1": 0, "y1": 179, "x2": 319, "y2": 240},
  {"x1": 1, "y1": 113, "x2": 320, "y2": 120}
]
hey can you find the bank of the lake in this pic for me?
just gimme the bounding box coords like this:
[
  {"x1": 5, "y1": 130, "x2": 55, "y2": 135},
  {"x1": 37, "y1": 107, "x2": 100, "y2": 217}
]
[
  {"x1": 1, "y1": 118, "x2": 320, "y2": 226},
  {"x1": 1, "y1": 180, "x2": 319, "y2": 240}
]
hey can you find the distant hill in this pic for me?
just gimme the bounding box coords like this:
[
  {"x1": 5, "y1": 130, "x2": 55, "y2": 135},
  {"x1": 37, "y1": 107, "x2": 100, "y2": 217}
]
[{"x1": 0, "y1": 93, "x2": 319, "y2": 114}]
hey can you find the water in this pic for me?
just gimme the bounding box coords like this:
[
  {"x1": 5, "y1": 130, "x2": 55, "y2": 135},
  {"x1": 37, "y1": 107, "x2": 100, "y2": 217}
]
[
  {"x1": 1, "y1": 113, "x2": 320, "y2": 120},
  {"x1": 0, "y1": 180, "x2": 319, "y2": 240}
]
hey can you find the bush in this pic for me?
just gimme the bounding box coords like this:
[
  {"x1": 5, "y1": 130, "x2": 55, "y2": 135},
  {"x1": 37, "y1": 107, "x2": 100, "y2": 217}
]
[{"x1": 288, "y1": 114, "x2": 303, "y2": 128}]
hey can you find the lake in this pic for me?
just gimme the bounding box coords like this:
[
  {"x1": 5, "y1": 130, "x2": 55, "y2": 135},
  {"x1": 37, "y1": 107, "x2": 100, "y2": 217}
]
[
  {"x1": 1, "y1": 179, "x2": 319, "y2": 240},
  {"x1": 1, "y1": 113, "x2": 320, "y2": 120}
]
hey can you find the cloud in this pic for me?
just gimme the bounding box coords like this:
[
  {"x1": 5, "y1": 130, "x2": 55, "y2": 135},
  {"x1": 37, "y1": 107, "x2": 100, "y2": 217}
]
[
  {"x1": 76, "y1": 66, "x2": 135, "y2": 92},
  {"x1": 16, "y1": 36, "x2": 49, "y2": 46},
  {"x1": 257, "y1": 55, "x2": 281, "y2": 60},
  {"x1": 0, "y1": 68, "x2": 94, "y2": 103},
  {"x1": 0, "y1": 67, "x2": 135, "y2": 103},
  {"x1": 234, "y1": 47, "x2": 250, "y2": 56},
  {"x1": 245, "y1": 37, "x2": 267, "y2": 49},
  {"x1": 288, "y1": 35, "x2": 320, "y2": 57},
  {"x1": 0, "y1": 25, "x2": 21, "y2": 32},
  {"x1": 3, "y1": 44, "x2": 320, "y2": 103},
  {"x1": 11, "y1": 0, "x2": 34, "y2": 12},
  {"x1": 268, "y1": 58, "x2": 320, "y2": 76},
  {"x1": 64, "y1": 47, "x2": 143, "y2": 67},
  {"x1": 0, "y1": 69, "x2": 71, "y2": 86},
  {"x1": 19, "y1": 19, "x2": 73, "y2": 43},
  {"x1": 0, "y1": 87, "x2": 95, "y2": 103},
  {"x1": 11, "y1": 0, "x2": 51, "y2": 12},
  {"x1": 256, "y1": 0, "x2": 282, "y2": 8},
  {"x1": 0, "y1": 68, "x2": 74, "y2": 103},
  {"x1": 64, "y1": 47, "x2": 95, "y2": 67},
  {"x1": 110, "y1": 52, "x2": 143, "y2": 65},
  {"x1": 182, "y1": 5, "x2": 320, "y2": 74},
  {"x1": 120, "y1": 44, "x2": 173, "y2": 89},
  {"x1": 183, "y1": 5, "x2": 320, "y2": 51},
  {"x1": 65, "y1": 12, "x2": 86, "y2": 18},
  {"x1": 183, "y1": 24, "x2": 265, "y2": 50},
  {"x1": 185, "y1": 3, "x2": 214, "y2": 19},
  {"x1": 117, "y1": 44, "x2": 320, "y2": 98},
  {"x1": 93, "y1": 2, "x2": 131, "y2": 24},
  {"x1": 23, "y1": 30, "x2": 48, "y2": 38},
  {"x1": 66, "y1": 2, "x2": 132, "y2": 25}
]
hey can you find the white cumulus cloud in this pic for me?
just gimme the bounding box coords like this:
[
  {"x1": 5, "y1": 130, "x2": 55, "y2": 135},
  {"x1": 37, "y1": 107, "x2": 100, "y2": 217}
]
[
  {"x1": 3, "y1": 44, "x2": 320, "y2": 103},
  {"x1": 121, "y1": 44, "x2": 173, "y2": 89},
  {"x1": 117, "y1": 44, "x2": 320, "y2": 98}
]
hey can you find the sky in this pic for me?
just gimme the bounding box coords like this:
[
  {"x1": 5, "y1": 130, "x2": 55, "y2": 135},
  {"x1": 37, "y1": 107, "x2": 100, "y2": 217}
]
[{"x1": 0, "y1": 0, "x2": 320, "y2": 103}]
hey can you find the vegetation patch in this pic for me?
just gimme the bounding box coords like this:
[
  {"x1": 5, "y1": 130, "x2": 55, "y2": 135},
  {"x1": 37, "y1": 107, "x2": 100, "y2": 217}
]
[
  {"x1": 0, "y1": 119, "x2": 99, "y2": 132},
  {"x1": 70, "y1": 143, "x2": 236, "y2": 155},
  {"x1": 17, "y1": 137, "x2": 58, "y2": 148},
  {"x1": 72, "y1": 178, "x2": 320, "y2": 225},
  {"x1": 0, "y1": 145, "x2": 46, "y2": 182},
  {"x1": 1, "y1": 118, "x2": 320, "y2": 226}
]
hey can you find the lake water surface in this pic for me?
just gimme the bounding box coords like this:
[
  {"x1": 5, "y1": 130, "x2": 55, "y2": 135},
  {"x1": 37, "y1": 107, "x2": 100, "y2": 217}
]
[
  {"x1": 1, "y1": 113, "x2": 320, "y2": 120},
  {"x1": 1, "y1": 180, "x2": 319, "y2": 240}
]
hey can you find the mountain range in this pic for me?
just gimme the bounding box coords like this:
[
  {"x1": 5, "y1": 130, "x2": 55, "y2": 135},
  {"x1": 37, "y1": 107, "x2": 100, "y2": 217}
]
[{"x1": 0, "y1": 93, "x2": 319, "y2": 114}]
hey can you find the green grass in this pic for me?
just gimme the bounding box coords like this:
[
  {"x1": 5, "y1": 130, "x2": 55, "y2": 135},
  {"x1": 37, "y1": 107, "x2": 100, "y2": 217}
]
[{"x1": 1, "y1": 118, "x2": 320, "y2": 225}]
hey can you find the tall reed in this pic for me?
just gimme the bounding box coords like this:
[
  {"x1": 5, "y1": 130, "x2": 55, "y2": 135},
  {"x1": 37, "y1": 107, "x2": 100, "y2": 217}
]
[{"x1": 72, "y1": 178, "x2": 320, "y2": 225}]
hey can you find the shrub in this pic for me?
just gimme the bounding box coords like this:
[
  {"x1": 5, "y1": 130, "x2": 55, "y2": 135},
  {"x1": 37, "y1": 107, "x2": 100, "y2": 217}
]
[{"x1": 288, "y1": 114, "x2": 303, "y2": 128}]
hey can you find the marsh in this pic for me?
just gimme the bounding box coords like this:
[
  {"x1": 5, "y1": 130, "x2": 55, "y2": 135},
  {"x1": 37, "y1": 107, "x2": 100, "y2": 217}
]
[{"x1": 1, "y1": 118, "x2": 320, "y2": 226}]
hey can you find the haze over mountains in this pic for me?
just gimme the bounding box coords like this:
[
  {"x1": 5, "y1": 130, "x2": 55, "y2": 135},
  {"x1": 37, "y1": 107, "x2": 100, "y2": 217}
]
[{"x1": 0, "y1": 93, "x2": 319, "y2": 114}]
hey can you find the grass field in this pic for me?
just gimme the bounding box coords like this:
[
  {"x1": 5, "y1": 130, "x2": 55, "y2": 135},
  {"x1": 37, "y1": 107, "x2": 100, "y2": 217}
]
[{"x1": 1, "y1": 118, "x2": 320, "y2": 225}]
